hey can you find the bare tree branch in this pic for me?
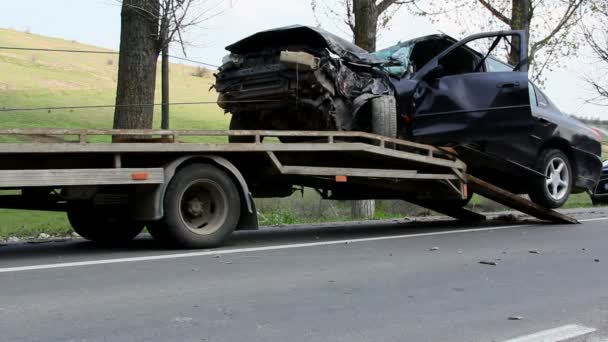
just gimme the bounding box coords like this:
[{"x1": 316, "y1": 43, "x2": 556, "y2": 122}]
[
  {"x1": 376, "y1": 0, "x2": 415, "y2": 15},
  {"x1": 530, "y1": 0, "x2": 584, "y2": 57},
  {"x1": 477, "y1": 0, "x2": 510, "y2": 25}
]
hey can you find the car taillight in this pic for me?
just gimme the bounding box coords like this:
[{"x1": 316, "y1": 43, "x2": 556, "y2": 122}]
[{"x1": 591, "y1": 128, "x2": 603, "y2": 142}]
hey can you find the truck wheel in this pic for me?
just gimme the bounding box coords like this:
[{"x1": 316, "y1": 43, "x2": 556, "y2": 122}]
[
  {"x1": 67, "y1": 204, "x2": 144, "y2": 244},
  {"x1": 155, "y1": 164, "x2": 241, "y2": 249},
  {"x1": 529, "y1": 149, "x2": 573, "y2": 208},
  {"x1": 371, "y1": 96, "x2": 398, "y2": 138}
]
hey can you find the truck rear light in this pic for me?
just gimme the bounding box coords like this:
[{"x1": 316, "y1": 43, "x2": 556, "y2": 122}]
[
  {"x1": 335, "y1": 175, "x2": 348, "y2": 183},
  {"x1": 131, "y1": 172, "x2": 150, "y2": 181}
]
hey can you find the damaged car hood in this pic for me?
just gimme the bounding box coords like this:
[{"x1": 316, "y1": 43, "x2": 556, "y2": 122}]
[{"x1": 225, "y1": 25, "x2": 382, "y2": 65}]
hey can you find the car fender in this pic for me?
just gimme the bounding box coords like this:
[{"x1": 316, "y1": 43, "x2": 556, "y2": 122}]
[{"x1": 132, "y1": 155, "x2": 258, "y2": 230}]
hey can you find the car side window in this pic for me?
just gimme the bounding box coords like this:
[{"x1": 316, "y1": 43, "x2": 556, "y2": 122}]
[
  {"x1": 487, "y1": 58, "x2": 514, "y2": 73},
  {"x1": 534, "y1": 86, "x2": 549, "y2": 108},
  {"x1": 437, "y1": 34, "x2": 522, "y2": 77},
  {"x1": 528, "y1": 82, "x2": 538, "y2": 107}
]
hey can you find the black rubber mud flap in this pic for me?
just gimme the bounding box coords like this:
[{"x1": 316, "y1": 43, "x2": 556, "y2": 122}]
[{"x1": 236, "y1": 194, "x2": 259, "y2": 231}]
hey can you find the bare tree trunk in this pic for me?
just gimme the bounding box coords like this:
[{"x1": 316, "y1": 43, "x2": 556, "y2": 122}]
[
  {"x1": 508, "y1": 0, "x2": 531, "y2": 66},
  {"x1": 113, "y1": 0, "x2": 161, "y2": 134},
  {"x1": 352, "y1": 0, "x2": 379, "y2": 51},
  {"x1": 351, "y1": 0, "x2": 381, "y2": 218},
  {"x1": 352, "y1": 200, "x2": 376, "y2": 219}
]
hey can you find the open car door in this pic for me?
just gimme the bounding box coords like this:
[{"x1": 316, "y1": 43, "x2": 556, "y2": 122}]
[{"x1": 410, "y1": 31, "x2": 537, "y2": 167}]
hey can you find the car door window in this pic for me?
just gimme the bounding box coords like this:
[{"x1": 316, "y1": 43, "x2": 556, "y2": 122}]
[
  {"x1": 487, "y1": 57, "x2": 514, "y2": 73},
  {"x1": 529, "y1": 82, "x2": 538, "y2": 107},
  {"x1": 534, "y1": 86, "x2": 549, "y2": 108},
  {"x1": 433, "y1": 32, "x2": 527, "y2": 77}
]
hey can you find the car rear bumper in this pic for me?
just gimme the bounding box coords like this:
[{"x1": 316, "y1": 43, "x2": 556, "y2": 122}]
[{"x1": 572, "y1": 147, "x2": 602, "y2": 192}]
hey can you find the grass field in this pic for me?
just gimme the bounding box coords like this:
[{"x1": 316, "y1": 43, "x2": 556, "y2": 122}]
[{"x1": 0, "y1": 28, "x2": 605, "y2": 239}]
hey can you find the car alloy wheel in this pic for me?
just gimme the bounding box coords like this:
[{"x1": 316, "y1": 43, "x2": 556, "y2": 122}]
[{"x1": 545, "y1": 157, "x2": 570, "y2": 202}]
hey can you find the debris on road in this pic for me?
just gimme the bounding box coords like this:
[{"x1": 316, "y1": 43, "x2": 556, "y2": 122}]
[
  {"x1": 508, "y1": 316, "x2": 524, "y2": 320},
  {"x1": 479, "y1": 260, "x2": 498, "y2": 266},
  {"x1": 529, "y1": 250, "x2": 540, "y2": 254},
  {"x1": 430, "y1": 247, "x2": 440, "y2": 251},
  {"x1": 595, "y1": 259, "x2": 600, "y2": 263}
]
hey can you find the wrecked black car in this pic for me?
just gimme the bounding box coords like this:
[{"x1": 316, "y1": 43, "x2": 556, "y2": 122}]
[{"x1": 215, "y1": 25, "x2": 603, "y2": 208}]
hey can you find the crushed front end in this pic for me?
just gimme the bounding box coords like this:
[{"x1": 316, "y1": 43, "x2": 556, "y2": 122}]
[{"x1": 214, "y1": 25, "x2": 393, "y2": 132}]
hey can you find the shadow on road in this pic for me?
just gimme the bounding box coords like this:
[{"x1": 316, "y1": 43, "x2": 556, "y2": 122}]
[{"x1": 0, "y1": 217, "x2": 544, "y2": 266}]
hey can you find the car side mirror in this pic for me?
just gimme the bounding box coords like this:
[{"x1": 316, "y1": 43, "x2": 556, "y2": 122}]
[{"x1": 423, "y1": 64, "x2": 444, "y2": 80}]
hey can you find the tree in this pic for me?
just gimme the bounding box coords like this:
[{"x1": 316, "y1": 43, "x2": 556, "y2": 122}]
[
  {"x1": 407, "y1": 0, "x2": 588, "y2": 83},
  {"x1": 113, "y1": 0, "x2": 160, "y2": 133},
  {"x1": 311, "y1": 0, "x2": 416, "y2": 52},
  {"x1": 113, "y1": 0, "x2": 214, "y2": 134},
  {"x1": 312, "y1": 0, "x2": 414, "y2": 218},
  {"x1": 582, "y1": 0, "x2": 608, "y2": 105}
]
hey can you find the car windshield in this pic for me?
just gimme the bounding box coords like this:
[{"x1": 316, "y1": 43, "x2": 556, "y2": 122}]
[{"x1": 372, "y1": 42, "x2": 414, "y2": 77}]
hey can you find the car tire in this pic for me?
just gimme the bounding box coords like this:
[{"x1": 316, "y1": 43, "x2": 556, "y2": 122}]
[
  {"x1": 529, "y1": 149, "x2": 573, "y2": 208},
  {"x1": 371, "y1": 96, "x2": 398, "y2": 138},
  {"x1": 153, "y1": 164, "x2": 241, "y2": 249},
  {"x1": 67, "y1": 204, "x2": 144, "y2": 244}
]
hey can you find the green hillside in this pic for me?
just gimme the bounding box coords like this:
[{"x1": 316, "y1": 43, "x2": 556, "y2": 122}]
[
  {"x1": 0, "y1": 28, "x2": 229, "y2": 139},
  {"x1": 0, "y1": 28, "x2": 231, "y2": 238}
]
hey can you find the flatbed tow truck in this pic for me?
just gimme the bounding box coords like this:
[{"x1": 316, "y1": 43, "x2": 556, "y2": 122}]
[{"x1": 0, "y1": 128, "x2": 577, "y2": 249}]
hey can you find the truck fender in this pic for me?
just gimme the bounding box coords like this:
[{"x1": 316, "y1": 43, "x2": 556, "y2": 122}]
[{"x1": 133, "y1": 155, "x2": 258, "y2": 230}]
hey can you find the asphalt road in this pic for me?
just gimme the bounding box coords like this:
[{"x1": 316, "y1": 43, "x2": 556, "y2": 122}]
[{"x1": 1, "y1": 209, "x2": 608, "y2": 342}]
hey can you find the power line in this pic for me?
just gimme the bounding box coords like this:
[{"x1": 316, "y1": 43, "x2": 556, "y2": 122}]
[
  {"x1": 0, "y1": 46, "x2": 117, "y2": 54},
  {"x1": 167, "y1": 55, "x2": 219, "y2": 68},
  {"x1": 0, "y1": 100, "x2": 279, "y2": 113},
  {"x1": 0, "y1": 46, "x2": 220, "y2": 68}
]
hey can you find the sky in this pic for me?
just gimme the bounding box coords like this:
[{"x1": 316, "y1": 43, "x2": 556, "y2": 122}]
[{"x1": 0, "y1": 0, "x2": 606, "y2": 120}]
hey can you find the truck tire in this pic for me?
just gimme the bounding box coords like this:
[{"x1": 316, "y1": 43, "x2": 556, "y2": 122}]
[
  {"x1": 371, "y1": 96, "x2": 398, "y2": 138},
  {"x1": 67, "y1": 204, "x2": 144, "y2": 244},
  {"x1": 528, "y1": 149, "x2": 573, "y2": 208},
  {"x1": 153, "y1": 163, "x2": 241, "y2": 249}
]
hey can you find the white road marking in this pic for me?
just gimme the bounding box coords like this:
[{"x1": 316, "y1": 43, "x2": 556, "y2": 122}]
[
  {"x1": 0, "y1": 217, "x2": 606, "y2": 274},
  {"x1": 577, "y1": 217, "x2": 608, "y2": 222},
  {"x1": 503, "y1": 324, "x2": 596, "y2": 342}
]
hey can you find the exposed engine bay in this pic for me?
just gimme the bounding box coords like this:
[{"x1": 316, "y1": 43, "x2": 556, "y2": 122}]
[{"x1": 215, "y1": 25, "x2": 393, "y2": 133}]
